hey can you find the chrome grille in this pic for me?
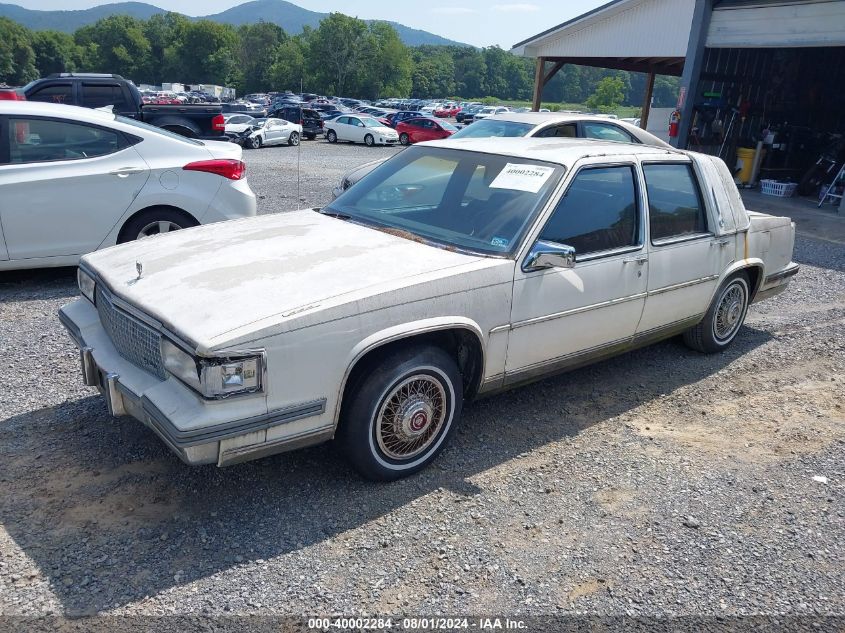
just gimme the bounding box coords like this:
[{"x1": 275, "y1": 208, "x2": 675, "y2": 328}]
[{"x1": 96, "y1": 287, "x2": 166, "y2": 380}]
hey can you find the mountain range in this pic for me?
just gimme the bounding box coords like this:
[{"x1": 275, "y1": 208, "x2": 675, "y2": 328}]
[{"x1": 0, "y1": 0, "x2": 470, "y2": 47}]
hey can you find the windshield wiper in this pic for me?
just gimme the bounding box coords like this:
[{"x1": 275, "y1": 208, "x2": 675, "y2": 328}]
[{"x1": 317, "y1": 208, "x2": 351, "y2": 220}]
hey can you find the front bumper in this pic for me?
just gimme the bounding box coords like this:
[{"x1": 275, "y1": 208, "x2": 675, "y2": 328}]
[{"x1": 58, "y1": 299, "x2": 331, "y2": 466}]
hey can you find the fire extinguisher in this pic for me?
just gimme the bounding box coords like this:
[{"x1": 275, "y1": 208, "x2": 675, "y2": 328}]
[{"x1": 668, "y1": 109, "x2": 681, "y2": 138}]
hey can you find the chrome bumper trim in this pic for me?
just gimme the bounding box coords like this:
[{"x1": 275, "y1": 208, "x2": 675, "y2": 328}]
[
  {"x1": 765, "y1": 263, "x2": 799, "y2": 285},
  {"x1": 141, "y1": 396, "x2": 327, "y2": 448}
]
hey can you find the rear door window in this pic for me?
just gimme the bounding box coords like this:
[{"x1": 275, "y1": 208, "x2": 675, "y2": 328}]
[
  {"x1": 582, "y1": 122, "x2": 635, "y2": 143},
  {"x1": 534, "y1": 124, "x2": 577, "y2": 138},
  {"x1": 643, "y1": 163, "x2": 709, "y2": 242},
  {"x1": 6, "y1": 117, "x2": 125, "y2": 164},
  {"x1": 81, "y1": 84, "x2": 131, "y2": 112}
]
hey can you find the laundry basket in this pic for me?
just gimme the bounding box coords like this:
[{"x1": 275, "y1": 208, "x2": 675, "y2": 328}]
[{"x1": 760, "y1": 180, "x2": 797, "y2": 198}]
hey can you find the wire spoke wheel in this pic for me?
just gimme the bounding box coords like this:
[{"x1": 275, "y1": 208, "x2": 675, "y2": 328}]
[
  {"x1": 713, "y1": 282, "x2": 746, "y2": 341},
  {"x1": 375, "y1": 374, "x2": 447, "y2": 461}
]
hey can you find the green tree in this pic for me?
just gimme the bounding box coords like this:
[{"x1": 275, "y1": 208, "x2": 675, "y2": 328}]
[
  {"x1": 452, "y1": 46, "x2": 486, "y2": 98},
  {"x1": 410, "y1": 47, "x2": 454, "y2": 98},
  {"x1": 307, "y1": 13, "x2": 369, "y2": 95},
  {"x1": 174, "y1": 20, "x2": 239, "y2": 86},
  {"x1": 0, "y1": 17, "x2": 37, "y2": 85},
  {"x1": 359, "y1": 22, "x2": 412, "y2": 99},
  {"x1": 143, "y1": 12, "x2": 190, "y2": 80},
  {"x1": 31, "y1": 30, "x2": 82, "y2": 75},
  {"x1": 74, "y1": 15, "x2": 152, "y2": 82},
  {"x1": 585, "y1": 76, "x2": 625, "y2": 112},
  {"x1": 237, "y1": 21, "x2": 286, "y2": 94},
  {"x1": 267, "y1": 37, "x2": 308, "y2": 91}
]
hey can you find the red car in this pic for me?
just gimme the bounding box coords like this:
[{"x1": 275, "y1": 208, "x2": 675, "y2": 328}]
[
  {"x1": 434, "y1": 104, "x2": 460, "y2": 117},
  {"x1": 395, "y1": 117, "x2": 457, "y2": 145},
  {"x1": 0, "y1": 88, "x2": 25, "y2": 101}
]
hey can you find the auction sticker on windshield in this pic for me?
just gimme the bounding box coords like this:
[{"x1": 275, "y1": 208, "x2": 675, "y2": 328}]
[{"x1": 489, "y1": 163, "x2": 555, "y2": 193}]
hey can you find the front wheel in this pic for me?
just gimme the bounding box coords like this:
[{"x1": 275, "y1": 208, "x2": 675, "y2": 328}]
[
  {"x1": 288, "y1": 131, "x2": 300, "y2": 146},
  {"x1": 364, "y1": 133, "x2": 375, "y2": 147},
  {"x1": 338, "y1": 346, "x2": 463, "y2": 481},
  {"x1": 248, "y1": 135, "x2": 262, "y2": 149},
  {"x1": 326, "y1": 130, "x2": 337, "y2": 143},
  {"x1": 683, "y1": 272, "x2": 750, "y2": 353},
  {"x1": 399, "y1": 132, "x2": 410, "y2": 145}
]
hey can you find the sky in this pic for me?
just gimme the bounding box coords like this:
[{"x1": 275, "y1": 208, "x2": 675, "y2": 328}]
[{"x1": 14, "y1": 0, "x2": 610, "y2": 48}]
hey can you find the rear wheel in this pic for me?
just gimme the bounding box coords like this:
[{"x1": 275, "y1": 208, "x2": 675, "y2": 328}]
[
  {"x1": 683, "y1": 272, "x2": 750, "y2": 353},
  {"x1": 288, "y1": 131, "x2": 300, "y2": 146},
  {"x1": 338, "y1": 345, "x2": 463, "y2": 481},
  {"x1": 118, "y1": 207, "x2": 198, "y2": 244},
  {"x1": 327, "y1": 129, "x2": 337, "y2": 143},
  {"x1": 399, "y1": 132, "x2": 410, "y2": 145},
  {"x1": 364, "y1": 134, "x2": 375, "y2": 147}
]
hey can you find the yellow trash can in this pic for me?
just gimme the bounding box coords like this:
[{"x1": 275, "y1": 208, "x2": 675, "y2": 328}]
[{"x1": 735, "y1": 147, "x2": 757, "y2": 185}]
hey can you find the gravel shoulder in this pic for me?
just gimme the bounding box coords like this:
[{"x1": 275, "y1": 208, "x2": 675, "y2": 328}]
[{"x1": 0, "y1": 141, "x2": 842, "y2": 620}]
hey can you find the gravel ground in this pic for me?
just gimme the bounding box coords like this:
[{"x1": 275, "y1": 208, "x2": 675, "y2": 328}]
[{"x1": 0, "y1": 141, "x2": 843, "y2": 626}]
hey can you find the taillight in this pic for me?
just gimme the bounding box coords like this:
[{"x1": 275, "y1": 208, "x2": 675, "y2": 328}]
[
  {"x1": 299, "y1": 119, "x2": 304, "y2": 125},
  {"x1": 319, "y1": 120, "x2": 324, "y2": 128},
  {"x1": 183, "y1": 159, "x2": 245, "y2": 180},
  {"x1": 212, "y1": 114, "x2": 225, "y2": 131},
  {"x1": 0, "y1": 90, "x2": 25, "y2": 101}
]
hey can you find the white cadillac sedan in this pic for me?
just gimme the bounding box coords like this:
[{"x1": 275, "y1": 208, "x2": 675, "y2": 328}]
[
  {"x1": 0, "y1": 101, "x2": 256, "y2": 270},
  {"x1": 60, "y1": 138, "x2": 798, "y2": 481},
  {"x1": 325, "y1": 114, "x2": 399, "y2": 146}
]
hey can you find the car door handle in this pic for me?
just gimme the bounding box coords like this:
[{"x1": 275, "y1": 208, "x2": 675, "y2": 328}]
[
  {"x1": 623, "y1": 255, "x2": 648, "y2": 264},
  {"x1": 713, "y1": 238, "x2": 731, "y2": 247},
  {"x1": 109, "y1": 167, "x2": 145, "y2": 177}
]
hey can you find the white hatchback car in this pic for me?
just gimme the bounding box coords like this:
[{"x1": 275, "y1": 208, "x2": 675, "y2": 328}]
[
  {"x1": 0, "y1": 101, "x2": 257, "y2": 270},
  {"x1": 325, "y1": 115, "x2": 399, "y2": 146}
]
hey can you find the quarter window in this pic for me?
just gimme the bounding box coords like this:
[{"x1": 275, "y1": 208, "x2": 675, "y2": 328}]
[
  {"x1": 643, "y1": 163, "x2": 708, "y2": 241},
  {"x1": 6, "y1": 118, "x2": 124, "y2": 164},
  {"x1": 540, "y1": 165, "x2": 639, "y2": 255}
]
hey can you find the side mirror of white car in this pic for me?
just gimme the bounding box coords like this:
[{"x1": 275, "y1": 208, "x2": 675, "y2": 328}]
[{"x1": 523, "y1": 240, "x2": 576, "y2": 272}]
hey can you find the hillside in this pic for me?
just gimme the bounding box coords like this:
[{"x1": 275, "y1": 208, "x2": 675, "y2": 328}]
[{"x1": 0, "y1": 0, "x2": 470, "y2": 47}]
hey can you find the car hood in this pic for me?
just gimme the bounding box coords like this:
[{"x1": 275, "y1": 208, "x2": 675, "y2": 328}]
[{"x1": 82, "y1": 210, "x2": 485, "y2": 351}]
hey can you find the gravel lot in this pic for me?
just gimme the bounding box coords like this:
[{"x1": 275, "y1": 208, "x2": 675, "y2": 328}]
[{"x1": 1, "y1": 140, "x2": 843, "y2": 625}]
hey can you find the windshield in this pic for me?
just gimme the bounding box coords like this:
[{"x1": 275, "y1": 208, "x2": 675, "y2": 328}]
[
  {"x1": 115, "y1": 116, "x2": 204, "y2": 145},
  {"x1": 252, "y1": 118, "x2": 267, "y2": 126},
  {"x1": 324, "y1": 146, "x2": 563, "y2": 256},
  {"x1": 361, "y1": 117, "x2": 383, "y2": 128},
  {"x1": 451, "y1": 119, "x2": 533, "y2": 139}
]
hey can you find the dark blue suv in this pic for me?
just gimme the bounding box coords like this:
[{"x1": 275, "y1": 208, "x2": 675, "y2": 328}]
[{"x1": 387, "y1": 111, "x2": 427, "y2": 127}]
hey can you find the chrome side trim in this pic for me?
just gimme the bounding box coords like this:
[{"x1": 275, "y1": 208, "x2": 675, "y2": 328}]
[
  {"x1": 477, "y1": 373, "x2": 504, "y2": 395},
  {"x1": 648, "y1": 274, "x2": 719, "y2": 296},
  {"x1": 504, "y1": 336, "x2": 633, "y2": 387},
  {"x1": 217, "y1": 425, "x2": 335, "y2": 466},
  {"x1": 489, "y1": 325, "x2": 510, "y2": 334},
  {"x1": 511, "y1": 293, "x2": 647, "y2": 329},
  {"x1": 630, "y1": 314, "x2": 704, "y2": 347},
  {"x1": 141, "y1": 397, "x2": 327, "y2": 448},
  {"x1": 765, "y1": 263, "x2": 799, "y2": 285},
  {"x1": 651, "y1": 232, "x2": 714, "y2": 247}
]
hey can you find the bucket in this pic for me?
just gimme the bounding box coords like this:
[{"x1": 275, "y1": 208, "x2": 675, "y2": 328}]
[{"x1": 735, "y1": 147, "x2": 757, "y2": 184}]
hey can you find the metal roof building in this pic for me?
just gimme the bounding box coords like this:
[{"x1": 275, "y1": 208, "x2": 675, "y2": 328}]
[{"x1": 512, "y1": 0, "x2": 845, "y2": 195}]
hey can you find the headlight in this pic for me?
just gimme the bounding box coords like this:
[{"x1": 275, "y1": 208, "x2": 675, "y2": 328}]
[
  {"x1": 161, "y1": 339, "x2": 263, "y2": 399},
  {"x1": 77, "y1": 268, "x2": 96, "y2": 304}
]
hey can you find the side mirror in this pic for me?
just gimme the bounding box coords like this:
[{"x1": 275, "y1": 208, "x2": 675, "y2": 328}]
[{"x1": 523, "y1": 240, "x2": 576, "y2": 272}]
